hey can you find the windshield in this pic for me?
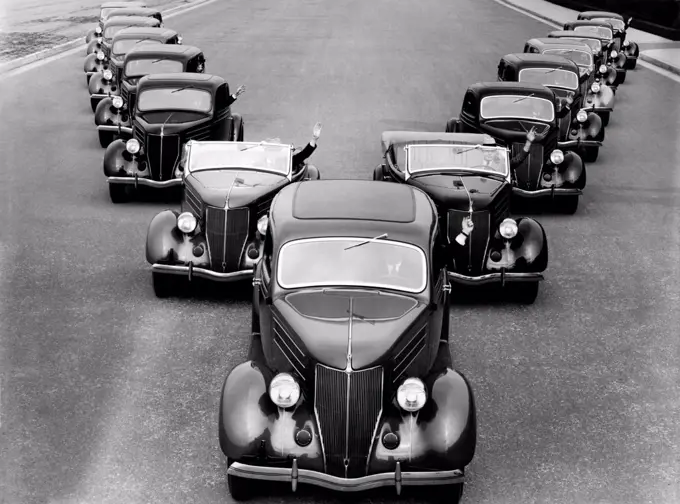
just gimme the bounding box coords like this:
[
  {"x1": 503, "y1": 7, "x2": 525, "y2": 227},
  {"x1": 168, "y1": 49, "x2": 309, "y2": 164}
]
[
  {"x1": 480, "y1": 95, "x2": 555, "y2": 122},
  {"x1": 518, "y1": 68, "x2": 579, "y2": 90},
  {"x1": 592, "y1": 17, "x2": 625, "y2": 30},
  {"x1": 125, "y1": 58, "x2": 183, "y2": 76},
  {"x1": 406, "y1": 144, "x2": 509, "y2": 176},
  {"x1": 574, "y1": 25, "x2": 613, "y2": 39},
  {"x1": 543, "y1": 48, "x2": 593, "y2": 66},
  {"x1": 277, "y1": 238, "x2": 427, "y2": 293},
  {"x1": 113, "y1": 38, "x2": 161, "y2": 56},
  {"x1": 188, "y1": 143, "x2": 292, "y2": 174},
  {"x1": 562, "y1": 37, "x2": 602, "y2": 53},
  {"x1": 137, "y1": 87, "x2": 212, "y2": 113}
]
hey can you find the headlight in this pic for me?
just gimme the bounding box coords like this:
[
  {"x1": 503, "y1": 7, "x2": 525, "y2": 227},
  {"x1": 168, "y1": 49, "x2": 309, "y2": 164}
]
[
  {"x1": 112, "y1": 95, "x2": 123, "y2": 108},
  {"x1": 102, "y1": 69, "x2": 113, "y2": 81},
  {"x1": 550, "y1": 149, "x2": 564, "y2": 165},
  {"x1": 96, "y1": 37, "x2": 103, "y2": 44},
  {"x1": 95, "y1": 26, "x2": 102, "y2": 34},
  {"x1": 177, "y1": 212, "x2": 197, "y2": 234},
  {"x1": 623, "y1": 40, "x2": 630, "y2": 47},
  {"x1": 257, "y1": 215, "x2": 268, "y2": 235},
  {"x1": 610, "y1": 50, "x2": 618, "y2": 58},
  {"x1": 126, "y1": 138, "x2": 140, "y2": 154},
  {"x1": 269, "y1": 373, "x2": 300, "y2": 408},
  {"x1": 576, "y1": 110, "x2": 588, "y2": 123},
  {"x1": 396, "y1": 378, "x2": 427, "y2": 413},
  {"x1": 591, "y1": 82, "x2": 601, "y2": 93},
  {"x1": 499, "y1": 218, "x2": 518, "y2": 239},
  {"x1": 599, "y1": 64, "x2": 607, "y2": 73},
  {"x1": 96, "y1": 51, "x2": 105, "y2": 61}
]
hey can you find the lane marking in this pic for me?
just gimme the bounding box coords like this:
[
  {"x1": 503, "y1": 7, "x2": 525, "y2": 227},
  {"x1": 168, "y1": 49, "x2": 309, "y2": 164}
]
[{"x1": 492, "y1": 0, "x2": 680, "y2": 84}]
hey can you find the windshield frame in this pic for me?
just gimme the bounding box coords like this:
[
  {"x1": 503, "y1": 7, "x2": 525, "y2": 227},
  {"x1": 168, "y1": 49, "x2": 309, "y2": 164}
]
[
  {"x1": 574, "y1": 25, "x2": 613, "y2": 40},
  {"x1": 403, "y1": 143, "x2": 511, "y2": 179},
  {"x1": 276, "y1": 237, "x2": 429, "y2": 294},
  {"x1": 518, "y1": 67, "x2": 579, "y2": 90},
  {"x1": 591, "y1": 17, "x2": 625, "y2": 31},
  {"x1": 185, "y1": 141, "x2": 294, "y2": 178},
  {"x1": 480, "y1": 94, "x2": 556, "y2": 122},
  {"x1": 124, "y1": 57, "x2": 184, "y2": 77},
  {"x1": 136, "y1": 86, "x2": 213, "y2": 113},
  {"x1": 543, "y1": 48, "x2": 593, "y2": 68}
]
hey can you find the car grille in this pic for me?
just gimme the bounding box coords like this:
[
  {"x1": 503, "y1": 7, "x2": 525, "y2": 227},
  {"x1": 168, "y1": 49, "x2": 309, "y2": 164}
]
[
  {"x1": 205, "y1": 207, "x2": 250, "y2": 272},
  {"x1": 448, "y1": 210, "x2": 491, "y2": 274},
  {"x1": 146, "y1": 134, "x2": 180, "y2": 181},
  {"x1": 315, "y1": 364, "x2": 383, "y2": 478}
]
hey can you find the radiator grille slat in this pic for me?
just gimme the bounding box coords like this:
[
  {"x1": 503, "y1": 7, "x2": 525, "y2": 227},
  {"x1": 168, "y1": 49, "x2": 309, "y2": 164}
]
[
  {"x1": 205, "y1": 207, "x2": 250, "y2": 272},
  {"x1": 206, "y1": 207, "x2": 226, "y2": 271},
  {"x1": 146, "y1": 134, "x2": 180, "y2": 181}
]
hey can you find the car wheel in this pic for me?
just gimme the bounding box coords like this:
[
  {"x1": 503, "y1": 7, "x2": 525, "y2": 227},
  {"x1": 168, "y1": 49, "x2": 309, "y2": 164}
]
[
  {"x1": 619, "y1": 71, "x2": 627, "y2": 84},
  {"x1": 98, "y1": 131, "x2": 114, "y2": 148},
  {"x1": 509, "y1": 282, "x2": 539, "y2": 305},
  {"x1": 441, "y1": 297, "x2": 450, "y2": 342},
  {"x1": 226, "y1": 458, "x2": 254, "y2": 501},
  {"x1": 152, "y1": 272, "x2": 175, "y2": 298},
  {"x1": 559, "y1": 195, "x2": 580, "y2": 215},
  {"x1": 629, "y1": 59, "x2": 637, "y2": 70},
  {"x1": 431, "y1": 482, "x2": 464, "y2": 503},
  {"x1": 372, "y1": 164, "x2": 385, "y2": 181},
  {"x1": 583, "y1": 146, "x2": 599, "y2": 163},
  {"x1": 251, "y1": 288, "x2": 260, "y2": 333},
  {"x1": 86, "y1": 75, "x2": 92, "y2": 86},
  {"x1": 599, "y1": 112, "x2": 610, "y2": 127},
  {"x1": 108, "y1": 184, "x2": 129, "y2": 203}
]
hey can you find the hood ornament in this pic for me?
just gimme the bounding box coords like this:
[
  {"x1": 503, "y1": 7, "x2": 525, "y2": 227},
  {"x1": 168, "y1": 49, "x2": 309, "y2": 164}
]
[{"x1": 455, "y1": 177, "x2": 474, "y2": 246}]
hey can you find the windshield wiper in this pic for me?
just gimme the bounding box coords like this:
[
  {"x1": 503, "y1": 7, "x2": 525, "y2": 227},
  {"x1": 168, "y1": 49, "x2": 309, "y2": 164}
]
[
  {"x1": 233, "y1": 177, "x2": 261, "y2": 187},
  {"x1": 346, "y1": 310, "x2": 375, "y2": 325},
  {"x1": 135, "y1": 37, "x2": 153, "y2": 45},
  {"x1": 151, "y1": 57, "x2": 167, "y2": 63},
  {"x1": 344, "y1": 233, "x2": 388, "y2": 251},
  {"x1": 513, "y1": 93, "x2": 535, "y2": 103},
  {"x1": 545, "y1": 66, "x2": 563, "y2": 74},
  {"x1": 238, "y1": 141, "x2": 264, "y2": 152},
  {"x1": 171, "y1": 85, "x2": 198, "y2": 93},
  {"x1": 456, "y1": 144, "x2": 483, "y2": 154}
]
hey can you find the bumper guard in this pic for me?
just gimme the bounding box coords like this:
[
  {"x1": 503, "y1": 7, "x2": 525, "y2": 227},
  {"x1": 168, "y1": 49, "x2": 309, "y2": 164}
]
[{"x1": 151, "y1": 264, "x2": 253, "y2": 282}]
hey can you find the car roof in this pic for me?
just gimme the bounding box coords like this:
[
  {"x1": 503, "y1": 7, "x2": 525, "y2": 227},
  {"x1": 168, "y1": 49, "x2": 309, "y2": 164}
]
[
  {"x1": 467, "y1": 81, "x2": 556, "y2": 100},
  {"x1": 102, "y1": 2, "x2": 146, "y2": 7},
  {"x1": 137, "y1": 72, "x2": 224, "y2": 92},
  {"x1": 104, "y1": 7, "x2": 160, "y2": 16},
  {"x1": 528, "y1": 37, "x2": 593, "y2": 52},
  {"x1": 270, "y1": 180, "x2": 438, "y2": 252},
  {"x1": 500, "y1": 52, "x2": 579, "y2": 71},
  {"x1": 112, "y1": 26, "x2": 177, "y2": 41},
  {"x1": 125, "y1": 44, "x2": 201, "y2": 61},
  {"x1": 564, "y1": 19, "x2": 614, "y2": 29},
  {"x1": 579, "y1": 11, "x2": 624, "y2": 20},
  {"x1": 548, "y1": 29, "x2": 603, "y2": 41},
  {"x1": 380, "y1": 131, "x2": 496, "y2": 155},
  {"x1": 103, "y1": 16, "x2": 159, "y2": 28}
]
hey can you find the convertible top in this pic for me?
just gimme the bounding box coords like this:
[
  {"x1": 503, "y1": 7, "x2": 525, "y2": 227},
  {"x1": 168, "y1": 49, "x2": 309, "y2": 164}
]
[
  {"x1": 112, "y1": 26, "x2": 177, "y2": 42},
  {"x1": 548, "y1": 29, "x2": 603, "y2": 41},
  {"x1": 137, "y1": 72, "x2": 225, "y2": 93},
  {"x1": 528, "y1": 37, "x2": 593, "y2": 52},
  {"x1": 270, "y1": 180, "x2": 437, "y2": 252},
  {"x1": 125, "y1": 44, "x2": 201, "y2": 62},
  {"x1": 103, "y1": 16, "x2": 160, "y2": 30},
  {"x1": 466, "y1": 81, "x2": 556, "y2": 100},
  {"x1": 500, "y1": 53, "x2": 580, "y2": 72},
  {"x1": 578, "y1": 11, "x2": 624, "y2": 21},
  {"x1": 380, "y1": 131, "x2": 495, "y2": 155}
]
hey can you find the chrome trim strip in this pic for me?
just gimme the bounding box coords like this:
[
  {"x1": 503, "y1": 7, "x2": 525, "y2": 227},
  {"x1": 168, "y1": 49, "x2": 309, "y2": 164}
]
[
  {"x1": 557, "y1": 140, "x2": 602, "y2": 148},
  {"x1": 273, "y1": 339, "x2": 305, "y2": 378},
  {"x1": 97, "y1": 125, "x2": 133, "y2": 134},
  {"x1": 512, "y1": 187, "x2": 582, "y2": 196},
  {"x1": 106, "y1": 177, "x2": 180, "y2": 187},
  {"x1": 150, "y1": 264, "x2": 253, "y2": 281}
]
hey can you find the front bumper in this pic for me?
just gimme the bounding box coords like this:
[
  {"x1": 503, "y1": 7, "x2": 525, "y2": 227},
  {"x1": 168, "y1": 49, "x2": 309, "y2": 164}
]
[
  {"x1": 97, "y1": 124, "x2": 133, "y2": 136},
  {"x1": 228, "y1": 460, "x2": 464, "y2": 493},
  {"x1": 107, "y1": 176, "x2": 181, "y2": 188},
  {"x1": 151, "y1": 263, "x2": 254, "y2": 282},
  {"x1": 558, "y1": 139, "x2": 602, "y2": 149},
  {"x1": 447, "y1": 270, "x2": 543, "y2": 286},
  {"x1": 512, "y1": 187, "x2": 582, "y2": 197}
]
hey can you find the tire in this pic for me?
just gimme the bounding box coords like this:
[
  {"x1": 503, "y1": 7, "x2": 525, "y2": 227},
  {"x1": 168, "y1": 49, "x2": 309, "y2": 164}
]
[
  {"x1": 599, "y1": 112, "x2": 610, "y2": 127},
  {"x1": 441, "y1": 295, "x2": 450, "y2": 342},
  {"x1": 431, "y1": 482, "x2": 464, "y2": 503},
  {"x1": 559, "y1": 195, "x2": 580, "y2": 215},
  {"x1": 108, "y1": 183, "x2": 129, "y2": 203},
  {"x1": 372, "y1": 164, "x2": 385, "y2": 181},
  {"x1": 583, "y1": 146, "x2": 599, "y2": 163},
  {"x1": 619, "y1": 71, "x2": 627, "y2": 84},
  {"x1": 629, "y1": 59, "x2": 637, "y2": 70},
  {"x1": 509, "y1": 282, "x2": 539, "y2": 305},
  {"x1": 86, "y1": 75, "x2": 91, "y2": 86},
  {"x1": 98, "y1": 130, "x2": 114, "y2": 148},
  {"x1": 251, "y1": 287, "x2": 260, "y2": 333},
  {"x1": 152, "y1": 272, "x2": 175, "y2": 298},
  {"x1": 226, "y1": 458, "x2": 254, "y2": 501}
]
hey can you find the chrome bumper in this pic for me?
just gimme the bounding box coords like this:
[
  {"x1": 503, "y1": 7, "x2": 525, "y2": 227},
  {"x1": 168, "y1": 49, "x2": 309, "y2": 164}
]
[
  {"x1": 151, "y1": 264, "x2": 253, "y2": 282},
  {"x1": 512, "y1": 187, "x2": 582, "y2": 197},
  {"x1": 106, "y1": 176, "x2": 181, "y2": 188},
  {"x1": 558, "y1": 139, "x2": 602, "y2": 149},
  {"x1": 228, "y1": 460, "x2": 464, "y2": 493},
  {"x1": 91, "y1": 92, "x2": 118, "y2": 100},
  {"x1": 448, "y1": 270, "x2": 543, "y2": 286},
  {"x1": 97, "y1": 125, "x2": 133, "y2": 135}
]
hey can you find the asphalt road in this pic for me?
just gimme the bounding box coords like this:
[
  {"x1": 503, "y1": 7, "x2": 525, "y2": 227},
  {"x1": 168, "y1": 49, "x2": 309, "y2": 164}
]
[{"x1": 1, "y1": 0, "x2": 679, "y2": 503}]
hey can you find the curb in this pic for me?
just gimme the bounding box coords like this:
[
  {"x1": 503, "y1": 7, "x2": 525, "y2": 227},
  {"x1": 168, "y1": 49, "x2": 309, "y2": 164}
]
[
  {"x1": 638, "y1": 53, "x2": 680, "y2": 76},
  {"x1": 0, "y1": 0, "x2": 214, "y2": 75}
]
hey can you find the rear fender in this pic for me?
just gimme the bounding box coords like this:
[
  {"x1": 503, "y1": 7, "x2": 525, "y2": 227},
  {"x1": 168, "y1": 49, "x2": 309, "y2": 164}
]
[{"x1": 103, "y1": 139, "x2": 144, "y2": 177}]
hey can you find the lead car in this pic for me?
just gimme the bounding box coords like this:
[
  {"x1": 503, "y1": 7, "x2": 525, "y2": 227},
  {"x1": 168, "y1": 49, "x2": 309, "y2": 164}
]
[{"x1": 219, "y1": 180, "x2": 476, "y2": 503}]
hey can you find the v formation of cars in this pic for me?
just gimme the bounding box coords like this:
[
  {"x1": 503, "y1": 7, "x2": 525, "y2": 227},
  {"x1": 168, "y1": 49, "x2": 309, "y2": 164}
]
[{"x1": 82, "y1": 3, "x2": 638, "y2": 502}]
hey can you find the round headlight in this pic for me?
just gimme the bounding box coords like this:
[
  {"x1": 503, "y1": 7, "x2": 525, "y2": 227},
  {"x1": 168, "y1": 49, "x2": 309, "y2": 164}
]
[
  {"x1": 95, "y1": 26, "x2": 102, "y2": 34},
  {"x1": 177, "y1": 212, "x2": 197, "y2": 234},
  {"x1": 610, "y1": 50, "x2": 618, "y2": 58},
  {"x1": 97, "y1": 36, "x2": 103, "y2": 44},
  {"x1": 257, "y1": 215, "x2": 268, "y2": 236},
  {"x1": 102, "y1": 69, "x2": 113, "y2": 81},
  {"x1": 269, "y1": 373, "x2": 300, "y2": 408},
  {"x1": 576, "y1": 110, "x2": 588, "y2": 123},
  {"x1": 499, "y1": 218, "x2": 518, "y2": 239},
  {"x1": 96, "y1": 51, "x2": 105, "y2": 61},
  {"x1": 550, "y1": 149, "x2": 565, "y2": 165},
  {"x1": 397, "y1": 378, "x2": 427, "y2": 412},
  {"x1": 126, "y1": 138, "x2": 140, "y2": 154},
  {"x1": 623, "y1": 40, "x2": 630, "y2": 47},
  {"x1": 599, "y1": 64, "x2": 607, "y2": 74},
  {"x1": 112, "y1": 95, "x2": 123, "y2": 109},
  {"x1": 591, "y1": 82, "x2": 601, "y2": 93}
]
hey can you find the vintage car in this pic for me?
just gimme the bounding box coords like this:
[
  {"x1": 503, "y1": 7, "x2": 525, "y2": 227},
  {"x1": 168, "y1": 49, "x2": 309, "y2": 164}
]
[
  {"x1": 95, "y1": 44, "x2": 204, "y2": 148},
  {"x1": 577, "y1": 11, "x2": 638, "y2": 69},
  {"x1": 220, "y1": 179, "x2": 476, "y2": 502},
  {"x1": 84, "y1": 16, "x2": 161, "y2": 84},
  {"x1": 497, "y1": 53, "x2": 604, "y2": 162},
  {"x1": 562, "y1": 20, "x2": 627, "y2": 84},
  {"x1": 373, "y1": 131, "x2": 548, "y2": 301},
  {"x1": 103, "y1": 73, "x2": 244, "y2": 203},
  {"x1": 524, "y1": 38, "x2": 615, "y2": 126},
  {"x1": 445, "y1": 82, "x2": 586, "y2": 214},
  {"x1": 146, "y1": 140, "x2": 321, "y2": 296},
  {"x1": 85, "y1": 7, "x2": 162, "y2": 54},
  {"x1": 85, "y1": 1, "x2": 147, "y2": 43},
  {"x1": 88, "y1": 26, "x2": 181, "y2": 113}
]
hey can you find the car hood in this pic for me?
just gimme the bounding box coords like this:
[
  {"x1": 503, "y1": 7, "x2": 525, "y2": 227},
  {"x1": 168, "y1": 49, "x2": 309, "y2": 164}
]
[
  {"x1": 186, "y1": 169, "x2": 288, "y2": 208},
  {"x1": 408, "y1": 173, "x2": 506, "y2": 211},
  {"x1": 273, "y1": 289, "x2": 427, "y2": 371}
]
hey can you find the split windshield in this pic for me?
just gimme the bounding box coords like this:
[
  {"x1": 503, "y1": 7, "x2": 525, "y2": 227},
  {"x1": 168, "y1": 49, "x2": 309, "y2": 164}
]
[
  {"x1": 113, "y1": 38, "x2": 162, "y2": 56},
  {"x1": 518, "y1": 68, "x2": 579, "y2": 90},
  {"x1": 480, "y1": 95, "x2": 555, "y2": 122},
  {"x1": 574, "y1": 25, "x2": 613, "y2": 39},
  {"x1": 137, "y1": 87, "x2": 212, "y2": 112},
  {"x1": 406, "y1": 144, "x2": 509, "y2": 176},
  {"x1": 125, "y1": 57, "x2": 183, "y2": 76},
  {"x1": 187, "y1": 143, "x2": 292, "y2": 175},
  {"x1": 543, "y1": 48, "x2": 593, "y2": 66}
]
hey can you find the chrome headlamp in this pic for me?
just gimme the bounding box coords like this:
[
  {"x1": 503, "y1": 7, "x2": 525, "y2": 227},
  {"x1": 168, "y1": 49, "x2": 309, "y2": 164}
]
[
  {"x1": 269, "y1": 373, "x2": 300, "y2": 408},
  {"x1": 610, "y1": 50, "x2": 618, "y2": 59},
  {"x1": 576, "y1": 110, "x2": 588, "y2": 123},
  {"x1": 257, "y1": 215, "x2": 268, "y2": 236},
  {"x1": 623, "y1": 40, "x2": 630, "y2": 47},
  {"x1": 126, "y1": 138, "x2": 140, "y2": 154},
  {"x1": 96, "y1": 36, "x2": 103, "y2": 44},
  {"x1": 177, "y1": 212, "x2": 197, "y2": 234},
  {"x1": 499, "y1": 218, "x2": 518, "y2": 239},
  {"x1": 550, "y1": 149, "x2": 565, "y2": 165},
  {"x1": 599, "y1": 64, "x2": 607, "y2": 73},
  {"x1": 95, "y1": 26, "x2": 102, "y2": 34},
  {"x1": 111, "y1": 95, "x2": 123, "y2": 109},
  {"x1": 96, "y1": 50, "x2": 105, "y2": 61},
  {"x1": 591, "y1": 82, "x2": 601, "y2": 93},
  {"x1": 102, "y1": 69, "x2": 113, "y2": 81},
  {"x1": 397, "y1": 378, "x2": 427, "y2": 413}
]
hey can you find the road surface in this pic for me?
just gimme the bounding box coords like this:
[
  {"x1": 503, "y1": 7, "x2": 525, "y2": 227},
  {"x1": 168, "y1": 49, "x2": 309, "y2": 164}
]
[{"x1": 0, "y1": 0, "x2": 679, "y2": 503}]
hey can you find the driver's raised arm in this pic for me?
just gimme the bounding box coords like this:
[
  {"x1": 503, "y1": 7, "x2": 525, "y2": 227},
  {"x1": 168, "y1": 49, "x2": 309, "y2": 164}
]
[
  {"x1": 226, "y1": 84, "x2": 246, "y2": 107},
  {"x1": 509, "y1": 127, "x2": 538, "y2": 168},
  {"x1": 556, "y1": 95, "x2": 575, "y2": 118},
  {"x1": 292, "y1": 122, "x2": 322, "y2": 168}
]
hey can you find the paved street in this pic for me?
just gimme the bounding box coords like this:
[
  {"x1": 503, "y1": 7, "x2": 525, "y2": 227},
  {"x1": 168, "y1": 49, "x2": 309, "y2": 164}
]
[{"x1": 0, "y1": 0, "x2": 679, "y2": 503}]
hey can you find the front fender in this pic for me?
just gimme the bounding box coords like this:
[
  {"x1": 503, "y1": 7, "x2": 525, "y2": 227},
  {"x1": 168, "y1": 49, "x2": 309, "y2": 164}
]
[
  {"x1": 86, "y1": 39, "x2": 101, "y2": 55},
  {"x1": 576, "y1": 112, "x2": 602, "y2": 140},
  {"x1": 95, "y1": 97, "x2": 121, "y2": 126},
  {"x1": 623, "y1": 41, "x2": 639, "y2": 58},
  {"x1": 84, "y1": 53, "x2": 106, "y2": 74},
  {"x1": 487, "y1": 217, "x2": 548, "y2": 273},
  {"x1": 586, "y1": 84, "x2": 615, "y2": 110},
  {"x1": 103, "y1": 139, "x2": 144, "y2": 177},
  {"x1": 146, "y1": 210, "x2": 211, "y2": 266},
  {"x1": 85, "y1": 28, "x2": 96, "y2": 43},
  {"x1": 552, "y1": 150, "x2": 584, "y2": 188}
]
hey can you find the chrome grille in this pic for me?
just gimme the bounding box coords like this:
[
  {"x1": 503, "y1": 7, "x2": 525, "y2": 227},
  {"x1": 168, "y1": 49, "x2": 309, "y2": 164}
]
[
  {"x1": 392, "y1": 323, "x2": 428, "y2": 384},
  {"x1": 205, "y1": 207, "x2": 250, "y2": 272},
  {"x1": 315, "y1": 365, "x2": 383, "y2": 478},
  {"x1": 146, "y1": 134, "x2": 180, "y2": 181}
]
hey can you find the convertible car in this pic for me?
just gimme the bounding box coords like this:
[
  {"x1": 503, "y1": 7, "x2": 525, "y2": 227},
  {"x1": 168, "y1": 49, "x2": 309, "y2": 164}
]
[
  {"x1": 88, "y1": 26, "x2": 181, "y2": 113},
  {"x1": 445, "y1": 82, "x2": 586, "y2": 214},
  {"x1": 102, "y1": 73, "x2": 244, "y2": 203},
  {"x1": 524, "y1": 38, "x2": 615, "y2": 126},
  {"x1": 95, "y1": 44, "x2": 205, "y2": 148},
  {"x1": 85, "y1": 1, "x2": 147, "y2": 44},
  {"x1": 374, "y1": 131, "x2": 548, "y2": 302},
  {"x1": 220, "y1": 179, "x2": 476, "y2": 502},
  {"x1": 562, "y1": 20, "x2": 627, "y2": 84},
  {"x1": 577, "y1": 11, "x2": 638, "y2": 69},
  {"x1": 146, "y1": 140, "x2": 321, "y2": 297},
  {"x1": 85, "y1": 7, "x2": 162, "y2": 55},
  {"x1": 497, "y1": 53, "x2": 603, "y2": 162},
  {"x1": 84, "y1": 16, "x2": 161, "y2": 84}
]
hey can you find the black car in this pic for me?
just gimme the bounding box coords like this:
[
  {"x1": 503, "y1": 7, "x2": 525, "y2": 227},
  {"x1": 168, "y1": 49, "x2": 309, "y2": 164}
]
[
  {"x1": 220, "y1": 179, "x2": 476, "y2": 502},
  {"x1": 88, "y1": 26, "x2": 181, "y2": 113},
  {"x1": 85, "y1": 7, "x2": 162, "y2": 54},
  {"x1": 445, "y1": 82, "x2": 586, "y2": 214},
  {"x1": 85, "y1": 2, "x2": 148, "y2": 43},
  {"x1": 146, "y1": 139, "x2": 321, "y2": 297},
  {"x1": 524, "y1": 38, "x2": 615, "y2": 126},
  {"x1": 102, "y1": 73, "x2": 244, "y2": 203},
  {"x1": 497, "y1": 53, "x2": 603, "y2": 162},
  {"x1": 562, "y1": 20, "x2": 626, "y2": 84},
  {"x1": 84, "y1": 16, "x2": 161, "y2": 84},
  {"x1": 95, "y1": 44, "x2": 204, "y2": 148},
  {"x1": 577, "y1": 11, "x2": 638, "y2": 69},
  {"x1": 374, "y1": 131, "x2": 548, "y2": 302}
]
